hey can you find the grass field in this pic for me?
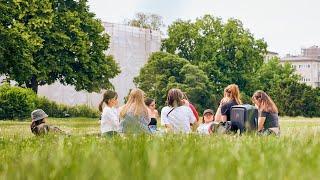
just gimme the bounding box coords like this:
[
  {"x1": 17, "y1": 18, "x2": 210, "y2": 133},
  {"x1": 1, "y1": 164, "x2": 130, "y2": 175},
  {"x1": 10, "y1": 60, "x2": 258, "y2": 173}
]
[{"x1": 1, "y1": 117, "x2": 320, "y2": 180}]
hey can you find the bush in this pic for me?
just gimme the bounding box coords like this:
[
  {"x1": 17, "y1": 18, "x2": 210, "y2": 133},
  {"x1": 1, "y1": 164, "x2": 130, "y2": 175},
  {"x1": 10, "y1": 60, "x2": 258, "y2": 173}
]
[
  {"x1": 0, "y1": 85, "x2": 99, "y2": 120},
  {"x1": 37, "y1": 97, "x2": 99, "y2": 118},
  {"x1": 0, "y1": 84, "x2": 38, "y2": 120}
]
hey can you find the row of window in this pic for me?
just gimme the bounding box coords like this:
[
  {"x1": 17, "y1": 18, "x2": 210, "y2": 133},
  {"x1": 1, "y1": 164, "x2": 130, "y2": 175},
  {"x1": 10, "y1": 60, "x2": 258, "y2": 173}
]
[
  {"x1": 301, "y1": 78, "x2": 311, "y2": 82},
  {"x1": 291, "y1": 64, "x2": 311, "y2": 69}
]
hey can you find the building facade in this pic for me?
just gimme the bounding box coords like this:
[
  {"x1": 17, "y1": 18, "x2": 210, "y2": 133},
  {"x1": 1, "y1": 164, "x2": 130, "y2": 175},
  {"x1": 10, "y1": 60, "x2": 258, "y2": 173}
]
[{"x1": 280, "y1": 46, "x2": 320, "y2": 88}]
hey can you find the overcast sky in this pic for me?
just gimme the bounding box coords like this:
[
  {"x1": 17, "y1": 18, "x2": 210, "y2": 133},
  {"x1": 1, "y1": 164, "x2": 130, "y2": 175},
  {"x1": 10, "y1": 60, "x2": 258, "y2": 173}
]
[{"x1": 88, "y1": 0, "x2": 320, "y2": 56}]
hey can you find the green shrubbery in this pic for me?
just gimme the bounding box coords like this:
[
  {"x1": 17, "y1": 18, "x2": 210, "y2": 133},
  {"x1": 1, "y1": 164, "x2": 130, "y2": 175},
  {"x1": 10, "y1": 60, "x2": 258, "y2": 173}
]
[
  {"x1": 0, "y1": 84, "x2": 38, "y2": 120},
  {"x1": 0, "y1": 84, "x2": 99, "y2": 120},
  {"x1": 37, "y1": 97, "x2": 99, "y2": 118}
]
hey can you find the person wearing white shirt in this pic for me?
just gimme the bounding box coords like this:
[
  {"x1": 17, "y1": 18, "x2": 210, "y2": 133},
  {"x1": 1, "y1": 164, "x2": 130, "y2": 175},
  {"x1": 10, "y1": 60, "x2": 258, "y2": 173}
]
[
  {"x1": 197, "y1": 109, "x2": 215, "y2": 135},
  {"x1": 98, "y1": 90, "x2": 119, "y2": 137},
  {"x1": 161, "y1": 88, "x2": 196, "y2": 133}
]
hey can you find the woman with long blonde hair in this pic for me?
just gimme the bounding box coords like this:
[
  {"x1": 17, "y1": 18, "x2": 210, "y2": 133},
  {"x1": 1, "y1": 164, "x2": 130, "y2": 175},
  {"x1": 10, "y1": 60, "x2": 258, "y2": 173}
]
[
  {"x1": 215, "y1": 84, "x2": 242, "y2": 122},
  {"x1": 252, "y1": 90, "x2": 280, "y2": 136},
  {"x1": 119, "y1": 88, "x2": 151, "y2": 134}
]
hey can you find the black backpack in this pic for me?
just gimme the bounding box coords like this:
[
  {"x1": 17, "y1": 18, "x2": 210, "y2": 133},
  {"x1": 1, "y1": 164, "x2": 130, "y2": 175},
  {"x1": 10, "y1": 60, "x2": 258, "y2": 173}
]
[{"x1": 230, "y1": 104, "x2": 258, "y2": 133}]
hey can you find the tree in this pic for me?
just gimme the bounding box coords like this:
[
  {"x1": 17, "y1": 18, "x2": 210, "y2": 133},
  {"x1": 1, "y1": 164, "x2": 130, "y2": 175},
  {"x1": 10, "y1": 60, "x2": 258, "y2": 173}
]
[
  {"x1": 0, "y1": 0, "x2": 120, "y2": 93},
  {"x1": 125, "y1": 12, "x2": 164, "y2": 31},
  {"x1": 253, "y1": 58, "x2": 320, "y2": 117},
  {"x1": 162, "y1": 15, "x2": 267, "y2": 95},
  {"x1": 134, "y1": 52, "x2": 217, "y2": 112}
]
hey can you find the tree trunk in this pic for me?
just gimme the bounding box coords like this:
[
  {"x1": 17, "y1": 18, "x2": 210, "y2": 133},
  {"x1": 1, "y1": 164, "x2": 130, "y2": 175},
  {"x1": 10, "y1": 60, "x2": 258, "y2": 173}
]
[{"x1": 26, "y1": 75, "x2": 38, "y2": 94}]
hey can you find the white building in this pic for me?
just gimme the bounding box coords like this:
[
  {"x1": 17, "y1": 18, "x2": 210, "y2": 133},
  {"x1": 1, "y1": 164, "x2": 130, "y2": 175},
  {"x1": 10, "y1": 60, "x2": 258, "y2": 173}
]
[
  {"x1": 1, "y1": 22, "x2": 161, "y2": 107},
  {"x1": 280, "y1": 46, "x2": 320, "y2": 88}
]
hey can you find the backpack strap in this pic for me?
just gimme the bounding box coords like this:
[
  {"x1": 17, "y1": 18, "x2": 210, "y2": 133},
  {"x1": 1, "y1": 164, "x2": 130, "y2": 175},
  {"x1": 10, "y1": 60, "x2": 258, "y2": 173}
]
[{"x1": 166, "y1": 107, "x2": 175, "y2": 117}]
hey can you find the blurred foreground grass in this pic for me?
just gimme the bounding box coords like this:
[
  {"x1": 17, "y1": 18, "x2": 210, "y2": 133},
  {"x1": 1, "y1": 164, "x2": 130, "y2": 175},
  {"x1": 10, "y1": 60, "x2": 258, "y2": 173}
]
[{"x1": 0, "y1": 117, "x2": 320, "y2": 180}]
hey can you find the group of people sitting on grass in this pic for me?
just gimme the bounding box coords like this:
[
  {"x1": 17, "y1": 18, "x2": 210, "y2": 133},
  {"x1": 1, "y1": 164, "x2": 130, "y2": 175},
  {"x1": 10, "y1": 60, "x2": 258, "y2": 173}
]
[{"x1": 30, "y1": 84, "x2": 280, "y2": 137}]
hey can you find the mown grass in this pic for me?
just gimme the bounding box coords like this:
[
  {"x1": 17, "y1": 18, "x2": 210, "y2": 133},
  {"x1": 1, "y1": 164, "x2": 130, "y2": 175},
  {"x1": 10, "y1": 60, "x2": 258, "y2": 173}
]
[{"x1": 1, "y1": 117, "x2": 320, "y2": 180}]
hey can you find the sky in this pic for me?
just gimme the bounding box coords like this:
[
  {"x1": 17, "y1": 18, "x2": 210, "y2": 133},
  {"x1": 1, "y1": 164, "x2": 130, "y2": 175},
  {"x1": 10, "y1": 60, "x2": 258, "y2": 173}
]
[{"x1": 87, "y1": 0, "x2": 320, "y2": 57}]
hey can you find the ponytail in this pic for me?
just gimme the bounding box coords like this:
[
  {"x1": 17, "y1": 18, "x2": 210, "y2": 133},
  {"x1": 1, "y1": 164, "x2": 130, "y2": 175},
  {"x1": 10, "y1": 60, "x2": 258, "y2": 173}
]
[
  {"x1": 98, "y1": 101, "x2": 104, "y2": 112},
  {"x1": 99, "y1": 90, "x2": 118, "y2": 112}
]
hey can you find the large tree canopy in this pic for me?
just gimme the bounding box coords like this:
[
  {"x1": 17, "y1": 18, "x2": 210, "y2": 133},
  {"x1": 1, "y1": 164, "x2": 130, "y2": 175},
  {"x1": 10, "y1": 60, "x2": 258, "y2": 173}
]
[
  {"x1": 0, "y1": 0, "x2": 120, "y2": 93},
  {"x1": 134, "y1": 52, "x2": 217, "y2": 112},
  {"x1": 162, "y1": 15, "x2": 267, "y2": 95}
]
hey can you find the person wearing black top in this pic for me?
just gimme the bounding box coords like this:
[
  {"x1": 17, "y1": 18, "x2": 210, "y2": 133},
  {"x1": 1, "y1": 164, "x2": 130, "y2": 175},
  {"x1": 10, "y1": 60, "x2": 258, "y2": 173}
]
[
  {"x1": 145, "y1": 98, "x2": 159, "y2": 132},
  {"x1": 215, "y1": 84, "x2": 242, "y2": 122},
  {"x1": 252, "y1": 90, "x2": 280, "y2": 136}
]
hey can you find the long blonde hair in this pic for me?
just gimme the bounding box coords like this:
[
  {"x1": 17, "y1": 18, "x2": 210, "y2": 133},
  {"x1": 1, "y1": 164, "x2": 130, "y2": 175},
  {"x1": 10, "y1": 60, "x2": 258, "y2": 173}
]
[
  {"x1": 120, "y1": 88, "x2": 149, "y2": 118},
  {"x1": 252, "y1": 90, "x2": 278, "y2": 113},
  {"x1": 224, "y1": 84, "x2": 242, "y2": 104}
]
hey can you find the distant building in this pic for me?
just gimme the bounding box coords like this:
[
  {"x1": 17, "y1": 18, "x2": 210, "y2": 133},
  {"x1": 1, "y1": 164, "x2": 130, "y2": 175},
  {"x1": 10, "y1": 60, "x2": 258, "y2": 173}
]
[
  {"x1": 264, "y1": 51, "x2": 279, "y2": 63},
  {"x1": 281, "y1": 46, "x2": 320, "y2": 88}
]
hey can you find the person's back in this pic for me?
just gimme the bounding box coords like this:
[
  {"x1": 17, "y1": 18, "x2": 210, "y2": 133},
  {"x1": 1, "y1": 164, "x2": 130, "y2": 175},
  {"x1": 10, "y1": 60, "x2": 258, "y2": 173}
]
[
  {"x1": 120, "y1": 112, "x2": 150, "y2": 134},
  {"x1": 161, "y1": 106, "x2": 195, "y2": 133},
  {"x1": 119, "y1": 88, "x2": 151, "y2": 135}
]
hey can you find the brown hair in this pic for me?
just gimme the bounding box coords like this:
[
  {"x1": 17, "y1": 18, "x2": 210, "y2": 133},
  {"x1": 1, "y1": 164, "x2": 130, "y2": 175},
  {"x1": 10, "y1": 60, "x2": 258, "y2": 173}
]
[
  {"x1": 224, "y1": 84, "x2": 242, "y2": 105},
  {"x1": 145, "y1": 98, "x2": 155, "y2": 107},
  {"x1": 99, "y1": 90, "x2": 118, "y2": 112},
  {"x1": 252, "y1": 90, "x2": 278, "y2": 113},
  {"x1": 166, "y1": 88, "x2": 184, "y2": 107},
  {"x1": 120, "y1": 88, "x2": 149, "y2": 118}
]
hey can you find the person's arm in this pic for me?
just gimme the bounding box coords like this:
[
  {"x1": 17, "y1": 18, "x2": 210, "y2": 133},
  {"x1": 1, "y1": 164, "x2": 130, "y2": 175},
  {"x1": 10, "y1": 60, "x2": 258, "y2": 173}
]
[
  {"x1": 188, "y1": 107, "x2": 197, "y2": 130},
  {"x1": 214, "y1": 107, "x2": 222, "y2": 122},
  {"x1": 188, "y1": 104, "x2": 199, "y2": 122},
  {"x1": 155, "y1": 109, "x2": 159, "y2": 118},
  {"x1": 258, "y1": 117, "x2": 266, "y2": 131}
]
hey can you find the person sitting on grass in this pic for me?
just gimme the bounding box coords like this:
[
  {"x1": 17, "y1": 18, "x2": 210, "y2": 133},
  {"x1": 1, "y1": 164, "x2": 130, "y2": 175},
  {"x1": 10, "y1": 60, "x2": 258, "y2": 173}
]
[
  {"x1": 145, "y1": 98, "x2": 159, "y2": 133},
  {"x1": 30, "y1": 109, "x2": 65, "y2": 136},
  {"x1": 161, "y1": 88, "x2": 196, "y2": 134},
  {"x1": 99, "y1": 90, "x2": 120, "y2": 137},
  {"x1": 252, "y1": 90, "x2": 280, "y2": 136},
  {"x1": 119, "y1": 88, "x2": 151, "y2": 135},
  {"x1": 197, "y1": 109, "x2": 215, "y2": 135},
  {"x1": 215, "y1": 84, "x2": 242, "y2": 123}
]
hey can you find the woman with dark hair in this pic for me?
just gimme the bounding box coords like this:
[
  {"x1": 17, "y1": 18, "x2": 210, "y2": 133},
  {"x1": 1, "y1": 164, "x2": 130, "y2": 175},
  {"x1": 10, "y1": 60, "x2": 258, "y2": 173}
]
[
  {"x1": 145, "y1": 98, "x2": 158, "y2": 132},
  {"x1": 252, "y1": 90, "x2": 280, "y2": 136},
  {"x1": 215, "y1": 84, "x2": 242, "y2": 122},
  {"x1": 99, "y1": 90, "x2": 119, "y2": 137},
  {"x1": 160, "y1": 88, "x2": 196, "y2": 133}
]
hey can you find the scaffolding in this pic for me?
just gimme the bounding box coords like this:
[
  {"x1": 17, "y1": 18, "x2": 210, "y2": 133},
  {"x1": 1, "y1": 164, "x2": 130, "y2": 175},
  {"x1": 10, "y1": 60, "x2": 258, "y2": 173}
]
[{"x1": 36, "y1": 22, "x2": 161, "y2": 107}]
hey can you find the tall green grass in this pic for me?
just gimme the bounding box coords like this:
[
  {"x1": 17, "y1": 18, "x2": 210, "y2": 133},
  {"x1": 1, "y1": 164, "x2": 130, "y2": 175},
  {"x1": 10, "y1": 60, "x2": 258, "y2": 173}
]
[{"x1": 1, "y1": 118, "x2": 320, "y2": 180}]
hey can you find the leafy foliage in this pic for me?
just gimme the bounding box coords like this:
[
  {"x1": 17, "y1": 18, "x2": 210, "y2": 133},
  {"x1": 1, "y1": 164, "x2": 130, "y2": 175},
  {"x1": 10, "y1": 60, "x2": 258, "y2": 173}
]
[
  {"x1": 0, "y1": 85, "x2": 99, "y2": 120},
  {"x1": 162, "y1": 15, "x2": 267, "y2": 94},
  {"x1": 125, "y1": 12, "x2": 164, "y2": 31},
  {"x1": 0, "y1": 0, "x2": 120, "y2": 92},
  {"x1": 0, "y1": 84, "x2": 37, "y2": 120},
  {"x1": 134, "y1": 52, "x2": 217, "y2": 112}
]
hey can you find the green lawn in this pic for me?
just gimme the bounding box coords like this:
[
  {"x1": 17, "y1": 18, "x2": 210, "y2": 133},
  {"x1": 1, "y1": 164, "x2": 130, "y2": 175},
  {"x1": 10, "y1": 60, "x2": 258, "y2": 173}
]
[{"x1": 1, "y1": 117, "x2": 320, "y2": 180}]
